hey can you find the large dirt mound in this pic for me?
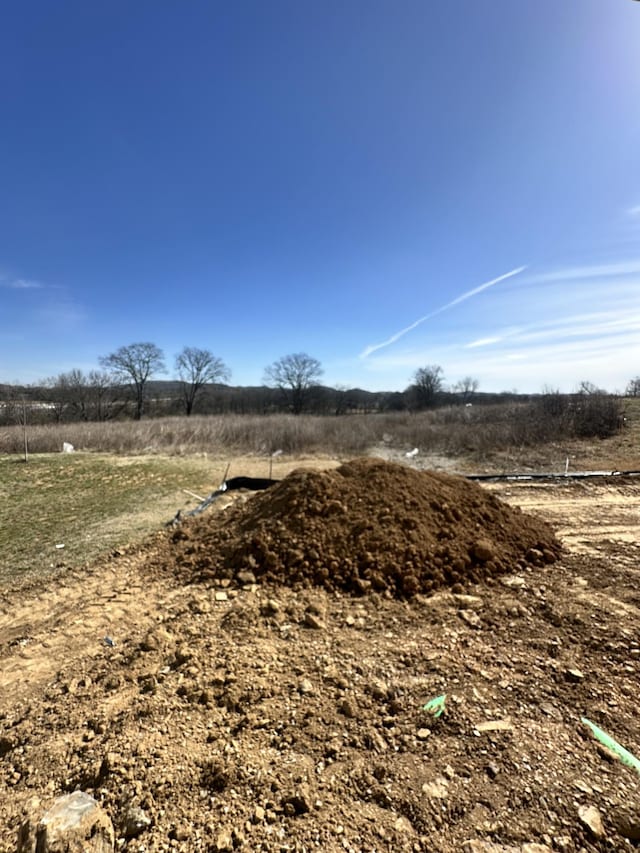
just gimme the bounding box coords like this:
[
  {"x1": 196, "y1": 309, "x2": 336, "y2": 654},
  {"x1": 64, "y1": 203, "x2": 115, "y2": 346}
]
[{"x1": 168, "y1": 458, "x2": 561, "y2": 595}]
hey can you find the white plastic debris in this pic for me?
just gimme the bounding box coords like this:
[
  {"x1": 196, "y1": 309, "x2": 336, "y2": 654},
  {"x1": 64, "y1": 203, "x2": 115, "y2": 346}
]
[{"x1": 62, "y1": 442, "x2": 74, "y2": 453}]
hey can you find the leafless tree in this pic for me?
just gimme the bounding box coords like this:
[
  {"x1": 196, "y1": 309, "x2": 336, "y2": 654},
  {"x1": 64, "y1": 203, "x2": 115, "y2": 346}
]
[
  {"x1": 86, "y1": 369, "x2": 120, "y2": 420},
  {"x1": 626, "y1": 377, "x2": 640, "y2": 397},
  {"x1": 409, "y1": 365, "x2": 444, "y2": 409},
  {"x1": 577, "y1": 380, "x2": 605, "y2": 396},
  {"x1": 99, "y1": 342, "x2": 165, "y2": 420},
  {"x1": 263, "y1": 352, "x2": 323, "y2": 415},
  {"x1": 452, "y1": 376, "x2": 479, "y2": 403},
  {"x1": 41, "y1": 374, "x2": 71, "y2": 422},
  {"x1": 175, "y1": 347, "x2": 231, "y2": 415}
]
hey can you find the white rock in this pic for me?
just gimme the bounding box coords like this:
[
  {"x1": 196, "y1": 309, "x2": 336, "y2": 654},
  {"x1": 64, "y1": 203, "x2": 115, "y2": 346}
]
[
  {"x1": 578, "y1": 804, "x2": 605, "y2": 838},
  {"x1": 18, "y1": 791, "x2": 114, "y2": 852}
]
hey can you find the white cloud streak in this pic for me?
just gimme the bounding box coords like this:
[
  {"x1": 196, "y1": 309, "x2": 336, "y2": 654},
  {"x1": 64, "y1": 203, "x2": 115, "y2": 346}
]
[
  {"x1": 464, "y1": 308, "x2": 640, "y2": 350},
  {"x1": 10, "y1": 278, "x2": 43, "y2": 289},
  {"x1": 532, "y1": 259, "x2": 640, "y2": 282},
  {"x1": 360, "y1": 259, "x2": 640, "y2": 392},
  {"x1": 360, "y1": 265, "x2": 527, "y2": 358},
  {"x1": 0, "y1": 275, "x2": 44, "y2": 289}
]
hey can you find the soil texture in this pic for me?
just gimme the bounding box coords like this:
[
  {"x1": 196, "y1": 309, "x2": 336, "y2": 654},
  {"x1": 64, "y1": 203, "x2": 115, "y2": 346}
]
[{"x1": 0, "y1": 460, "x2": 639, "y2": 853}]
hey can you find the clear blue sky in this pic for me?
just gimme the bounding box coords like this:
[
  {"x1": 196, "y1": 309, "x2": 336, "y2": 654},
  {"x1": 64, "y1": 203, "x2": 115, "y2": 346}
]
[{"x1": 2, "y1": 1, "x2": 639, "y2": 393}]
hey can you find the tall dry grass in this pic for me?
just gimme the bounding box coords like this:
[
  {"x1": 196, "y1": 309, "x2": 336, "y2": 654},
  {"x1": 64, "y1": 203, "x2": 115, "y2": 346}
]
[{"x1": 0, "y1": 398, "x2": 625, "y2": 459}]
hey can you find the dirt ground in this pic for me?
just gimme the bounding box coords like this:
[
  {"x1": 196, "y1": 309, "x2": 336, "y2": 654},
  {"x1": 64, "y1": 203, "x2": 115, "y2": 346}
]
[{"x1": 0, "y1": 458, "x2": 639, "y2": 852}]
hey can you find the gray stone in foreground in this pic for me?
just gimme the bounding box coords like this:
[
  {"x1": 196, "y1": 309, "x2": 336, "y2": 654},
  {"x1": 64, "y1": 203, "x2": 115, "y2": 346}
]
[{"x1": 17, "y1": 791, "x2": 114, "y2": 853}]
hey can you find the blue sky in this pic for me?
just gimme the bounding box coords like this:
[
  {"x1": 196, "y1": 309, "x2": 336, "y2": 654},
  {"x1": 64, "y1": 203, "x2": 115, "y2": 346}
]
[{"x1": 1, "y1": 1, "x2": 639, "y2": 393}]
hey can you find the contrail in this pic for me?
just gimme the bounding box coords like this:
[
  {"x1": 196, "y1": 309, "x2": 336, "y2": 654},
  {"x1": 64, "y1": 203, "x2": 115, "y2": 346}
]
[{"x1": 360, "y1": 265, "x2": 527, "y2": 358}]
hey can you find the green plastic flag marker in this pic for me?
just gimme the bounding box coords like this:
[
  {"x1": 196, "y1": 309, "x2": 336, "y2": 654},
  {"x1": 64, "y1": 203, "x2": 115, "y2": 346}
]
[
  {"x1": 423, "y1": 694, "x2": 447, "y2": 719},
  {"x1": 581, "y1": 717, "x2": 640, "y2": 776}
]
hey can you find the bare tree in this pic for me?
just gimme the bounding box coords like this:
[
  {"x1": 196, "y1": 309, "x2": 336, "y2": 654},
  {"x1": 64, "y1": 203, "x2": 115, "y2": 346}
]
[
  {"x1": 263, "y1": 352, "x2": 323, "y2": 415},
  {"x1": 85, "y1": 369, "x2": 120, "y2": 420},
  {"x1": 175, "y1": 347, "x2": 231, "y2": 415},
  {"x1": 626, "y1": 377, "x2": 640, "y2": 397},
  {"x1": 577, "y1": 380, "x2": 605, "y2": 396},
  {"x1": 41, "y1": 374, "x2": 71, "y2": 422},
  {"x1": 64, "y1": 368, "x2": 119, "y2": 421},
  {"x1": 409, "y1": 365, "x2": 444, "y2": 409},
  {"x1": 452, "y1": 376, "x2": 479, "y2": 403},
  {"x1": 99, "y1": 342, "x2": 165, "y2": 420}
]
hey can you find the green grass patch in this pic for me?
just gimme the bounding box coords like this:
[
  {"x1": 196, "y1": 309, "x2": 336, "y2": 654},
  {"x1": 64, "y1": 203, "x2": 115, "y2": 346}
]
[{"x1": 0, "y1": 453, "x2": 217, "y2": 588}]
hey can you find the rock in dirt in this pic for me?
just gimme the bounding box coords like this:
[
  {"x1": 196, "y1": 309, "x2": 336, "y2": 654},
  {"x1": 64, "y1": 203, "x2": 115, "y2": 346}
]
[
  {"x1": 578, "y1": 804, "x2": 605, "y2": 838},
  {"x1": 421, "y1": 777, "x2": 448, "y2": 798},
  {"x1": 164, "y1": 458, "x2": 561, "y2": 597},
  {"x1": 120, "y1": 805, "x2": 152, "y2": 839},
  {"x1": 17, "y1": 791, "x2": 114, "y2": 852},
  {"x1": 303, "y1": 611, "x2": 326, "y2": 629}
]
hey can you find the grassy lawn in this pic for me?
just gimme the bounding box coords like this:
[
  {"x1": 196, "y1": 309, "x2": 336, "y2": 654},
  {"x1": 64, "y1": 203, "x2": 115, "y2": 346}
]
[{"x1": 0, "y1": 453, "x2": 218, "y2": 588}]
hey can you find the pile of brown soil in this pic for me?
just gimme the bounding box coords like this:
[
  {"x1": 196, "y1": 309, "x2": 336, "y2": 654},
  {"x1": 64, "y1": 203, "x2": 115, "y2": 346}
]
[{"x1": 168, "y1": 458, "x2": 561, "y2": 596}]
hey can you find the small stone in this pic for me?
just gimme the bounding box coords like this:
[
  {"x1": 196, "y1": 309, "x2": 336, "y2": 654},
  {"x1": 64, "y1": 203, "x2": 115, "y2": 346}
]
[
  {"x1": 303, "y1": 612, "x2": 326, "y2": 630},
  {"x1": 337, "y1": 698, "x2": 356, "y2": 718},
  {"x1": 474, "y1": 720, "x2": 513, "y2": 733},
  {"x1": 501, "y1": 575, "x2": 526, "y2": 589},
  {"x1": 485, "y1": 762, "x2": 499, "y2": 779},
  {"x1": 578, "y1": 804, "x2": 605, "y2": 838},
  {"x1": 416, "y1": 728, "x2": 431, "y2": 740},
  {"x1": 368, "y1": 679, "x2": 390, "y2": 700},
  {"x1": 522, "y1": 845, "x2": 554, "y2": 853},
  {"x1": 459, "y1": 609, "x2": 482, "y2": 629},
  {"x1": 169, "y1": 823, "x2": 190, "y2": 841},
  {"x1": 565, "y1": 668, "x2": 585, "y2": 682},
  {"x1": 283, "y1": 783, "x2": 312, "y2": 815},
  {"x1": 121, "y1": 806, "x2": 152, "y2": 839},
  {"x1": 422, "y1": 777, "x2": 448, "y2": 799},
  {"x1": 214, "y1": 828, "x2": 234, "y2": 851},
  {"x1": 596, "y1": 743, "x2": 618, "y2": 763},
  {"x1": 453, "y1": 594, "x2": 484, "y2": 609},
  {"x1": 214, "y1": 590, "x2": 229, "y2": 602},
  {"x1": 260, "y1": 599, "x2": 280, "y2": 615},
  {"x1": 393, "y1": 815, "x2": 414, "y2": 833},
  {"x1": 252, "y1": 806, "x2": 265, "y2": 823},
  {"x1": 236, "y1": 569, "x2": 256, "y2": 585},
  {"x1": 526, "y1": 547, "x2": 544, "y2": 564},
  {"x1": 299, "y1": 678, "x2": 314, "y2": 695},
  {"x1": 540, "y1": 701, "x2": 562, "y2": 720}
]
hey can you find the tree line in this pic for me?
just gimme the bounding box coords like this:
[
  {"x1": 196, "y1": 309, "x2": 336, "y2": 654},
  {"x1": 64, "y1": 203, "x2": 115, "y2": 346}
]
[{"x1": 0, "y1": 342, "x2": 634, "y2": 426}]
